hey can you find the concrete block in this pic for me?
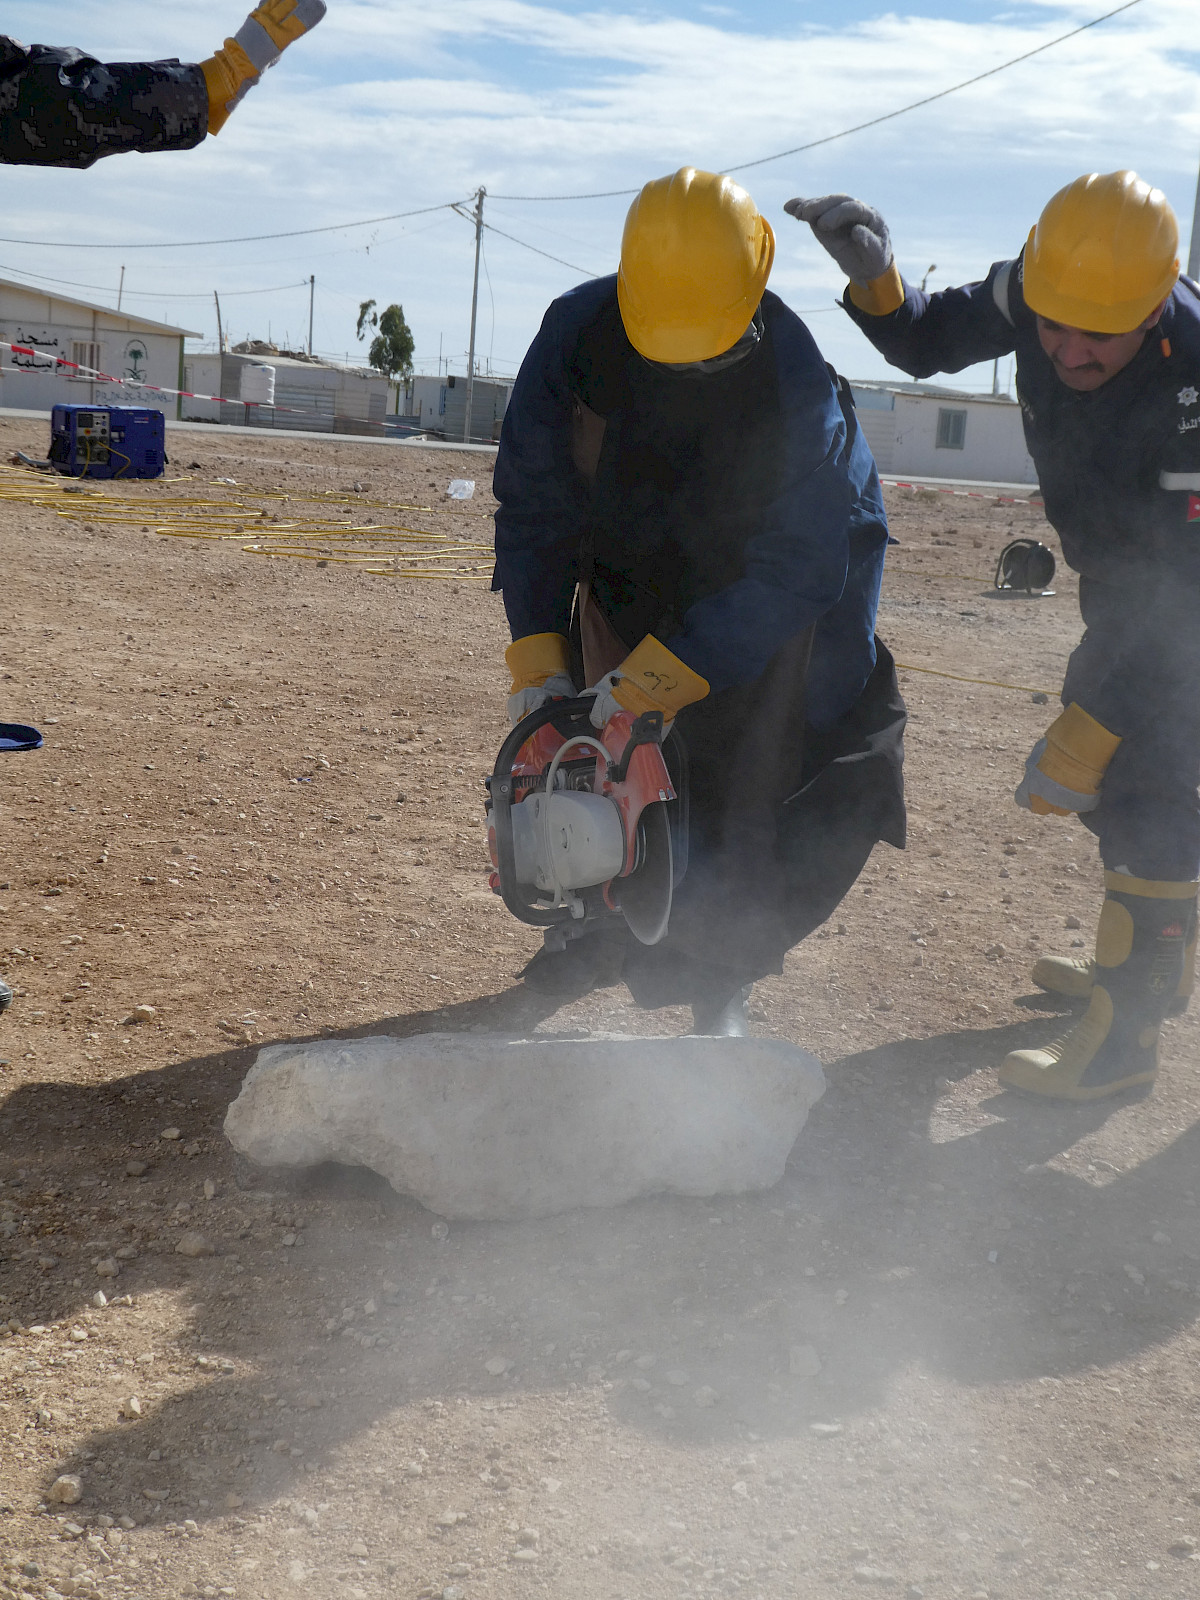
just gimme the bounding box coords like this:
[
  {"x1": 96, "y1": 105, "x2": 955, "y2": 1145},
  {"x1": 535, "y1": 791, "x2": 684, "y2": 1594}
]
[{"x1": 223, "y1": 1032, "x2": 825, "y2": 1221}]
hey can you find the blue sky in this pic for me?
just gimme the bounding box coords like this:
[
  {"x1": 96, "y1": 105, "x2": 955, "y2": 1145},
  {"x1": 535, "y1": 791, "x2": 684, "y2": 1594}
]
[{"x1": 3, "y1": 1, "x2": 1199, "y2": 391}]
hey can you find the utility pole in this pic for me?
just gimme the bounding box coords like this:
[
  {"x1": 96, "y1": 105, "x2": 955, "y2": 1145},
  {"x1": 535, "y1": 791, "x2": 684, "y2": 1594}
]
[
  {"x1": 464, "y1": 187, "x2": 485, "y2": 444},
  {"x1": 1188, "y1": 155, "x2": 1200, "y2": 280},
  {"x1": 920, "y1": 264, "x2": 937, "y2": 293},
  {"x1": 308, "y1": 274, "x2": 315, "y2": 356},
  {"x1": 213, "y1": 290, "x2": 224, "y2": 353},
  {"x1": 117, "y1": 265, "x2": 125, "y2": 311}
]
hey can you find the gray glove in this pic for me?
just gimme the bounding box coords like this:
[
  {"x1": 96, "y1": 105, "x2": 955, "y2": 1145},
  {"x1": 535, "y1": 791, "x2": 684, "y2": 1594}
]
[{"x1": 784, "y1": 194, "x2": 893, "y2": 287}]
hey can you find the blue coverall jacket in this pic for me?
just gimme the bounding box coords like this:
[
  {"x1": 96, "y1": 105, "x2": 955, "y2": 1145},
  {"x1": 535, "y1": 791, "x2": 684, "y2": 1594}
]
[
  {"x1": 493, "y1": 276, "x2": 906, "y2": 1004},
  {"x1": 845, "y1": 257, "x2": 1200, "y2": 880}
]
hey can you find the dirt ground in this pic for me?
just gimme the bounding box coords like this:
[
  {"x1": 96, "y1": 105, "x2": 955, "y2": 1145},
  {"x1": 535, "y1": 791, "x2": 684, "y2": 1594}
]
[{"x1": 1, "y1": 412, "x2": 1198, "y2": 1600}]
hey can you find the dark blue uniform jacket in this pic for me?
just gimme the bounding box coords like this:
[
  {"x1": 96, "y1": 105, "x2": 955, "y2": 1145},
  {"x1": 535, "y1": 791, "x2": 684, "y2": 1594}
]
[
  {"x1": 1, "y1": 36, "x2": 207, "y2": 167},
  {"x1": 494, "y1": 275, "x2": 889, "y2": 730},
  {"x1": 845, "y1": 258, "x2": 1200, "y2": 739}
]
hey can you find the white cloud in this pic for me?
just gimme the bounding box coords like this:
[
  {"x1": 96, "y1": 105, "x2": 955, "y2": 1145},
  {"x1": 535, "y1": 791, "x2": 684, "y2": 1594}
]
[{"x1": 1, "y1": 1, "x2": 1198, "y2": 387}]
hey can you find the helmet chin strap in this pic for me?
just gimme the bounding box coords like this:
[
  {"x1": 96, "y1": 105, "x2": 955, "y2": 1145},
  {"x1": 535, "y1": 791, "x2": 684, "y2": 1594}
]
[{"x1": 648, "y1": 308, "x2": 764, "y2": 375}]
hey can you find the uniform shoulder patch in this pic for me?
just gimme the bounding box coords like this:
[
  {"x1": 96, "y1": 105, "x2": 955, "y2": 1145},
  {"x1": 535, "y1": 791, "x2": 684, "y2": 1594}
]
[{"x1": 1189, "y1": 493, "x2": 1200, "y2": 523}]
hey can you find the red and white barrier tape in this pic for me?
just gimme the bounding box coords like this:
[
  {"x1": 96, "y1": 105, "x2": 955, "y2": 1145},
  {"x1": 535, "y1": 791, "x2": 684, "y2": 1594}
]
[{"x1": 1, "y1": 340, "x2": 319, "y2": 418}]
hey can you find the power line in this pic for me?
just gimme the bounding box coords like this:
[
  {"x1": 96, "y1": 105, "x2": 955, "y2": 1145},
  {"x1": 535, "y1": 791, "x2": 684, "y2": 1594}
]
[
  {"x1": 0, "y1": 200, "x2": 470, "y2": 252},
  {"x1": 481, "y1": 221, "x2": 598, "y2": 278},
  {"x1": 726, "y1": 0, "x2": 1146, "y2": 175},
  {"x1": 489, "y1": 0, "x2": 1146, "y2": 199},
  {"x1": 0, "y1": 263, "x2": 309, "y2": 299}
]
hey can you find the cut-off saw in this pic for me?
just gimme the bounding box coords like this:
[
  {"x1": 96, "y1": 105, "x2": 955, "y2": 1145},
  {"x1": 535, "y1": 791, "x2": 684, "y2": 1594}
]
[{"x1": 485, "y1": 698, "x2": 688, "y2": 951}]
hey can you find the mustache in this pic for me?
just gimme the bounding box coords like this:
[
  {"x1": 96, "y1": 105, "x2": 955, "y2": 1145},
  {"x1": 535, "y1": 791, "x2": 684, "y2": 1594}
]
[{"x1": 1051, "y1": 353, "x2": 1106, "y2": 374}]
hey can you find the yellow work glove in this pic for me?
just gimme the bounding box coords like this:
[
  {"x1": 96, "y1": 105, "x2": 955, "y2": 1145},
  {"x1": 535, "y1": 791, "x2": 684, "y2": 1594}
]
[
  {"x1": 504, "y1": 633, "x2": 576, "y2": 727},
  {"x1": 586, "y1": 635, "x2": 709, "y2": 730},
  {"x1": 1015, "y1": 703, "x2": 1122, "y2": 817},
  {"x1": 201, "y1": 0, "x2": 327, "y2": 135}
]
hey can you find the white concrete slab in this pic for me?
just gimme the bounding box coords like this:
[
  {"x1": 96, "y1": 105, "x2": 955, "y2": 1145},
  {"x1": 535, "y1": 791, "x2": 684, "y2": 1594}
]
[{"x1": 224, "y1": 1031, "x2": 826, "y2": 1221}]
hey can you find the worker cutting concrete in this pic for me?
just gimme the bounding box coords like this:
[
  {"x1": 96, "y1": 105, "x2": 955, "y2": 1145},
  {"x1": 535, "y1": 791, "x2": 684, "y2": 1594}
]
[
  {"x1": 492, "y1": 167, "x2": 907, "y2": 1037},
  {"x1": 0, "y1": 0, "x2": 325, "y2": 166},
  {"x1": 790, "y1": 171, "x2": 1200, "y2": 1099}
]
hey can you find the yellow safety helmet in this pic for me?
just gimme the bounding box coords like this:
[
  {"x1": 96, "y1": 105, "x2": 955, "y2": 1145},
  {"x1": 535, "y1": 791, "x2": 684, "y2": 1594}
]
[
  {"x1": 1022, "y1": 170, "x2": 1179, "y2": 334},
  {"x1": 617, "y1": 167, "x2": 775, "y2": 363}
]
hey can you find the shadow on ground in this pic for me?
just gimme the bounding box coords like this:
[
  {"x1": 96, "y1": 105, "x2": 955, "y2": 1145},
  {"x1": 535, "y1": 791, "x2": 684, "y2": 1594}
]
[{"x1": 1, "y1": 991, "x2": 1197, "y2": 1527}]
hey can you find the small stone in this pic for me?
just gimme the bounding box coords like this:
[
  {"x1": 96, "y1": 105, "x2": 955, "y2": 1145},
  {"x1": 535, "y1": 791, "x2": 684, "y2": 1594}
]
[
  {"x1": 69, "y1": 1325, "x2": 88, "y2": 1342},
  {"x1": 789, "y1": 1343, "x2": 821, "y2": 1378},
  {"x1": 203, "y1": 1179, "x2": 217, "y2": 1200},
  {"x1": 984, "y1": 943, "x2": 1007, "y2": 960},
  {"x1": 484, "y1": 1356, "x2": 510, "y2": 1376},
  {"x1": 447, "y1": 1563, "x2": 472, "y2": 1577},
  {"x1": 160, "y1": 1127, "x2": 181, "y2": 1141},
  {"x1": 143, "y1": 1488, "x2": 170, "y2": 1501},
  {"x1": 431, "y1": 1219, "x2": 450, "y2": 1241},
  {"x1": 809, "y1": 1422, "x2": 843, "y2": 1436},
  {"x1": 175, "y1": 1232, "x2": 215, "y2": 1258},
  {"x1": 516, "y1": 1528, "x2": 540, "y2": 1547},
  {"x1": 1065, "y1": 914, "x2": 1083, "y2": 929},
  {"x1": 115, "y1": 1244, "x2": 138, "y2": 1260},
  {"x1": 1169, "y1": 1537, "x2": 1198, "y2": 1557},
  {"x1": 1032, "y1": 691, "x2": 1050, "y2": 704},
  {"x1": 443, "y1": 1589, "x2": 465, "y2": 1600},
  {"x1": 852, "y1": 1566, "x2": 898, "y2": 1587},
  {"x1": 124, "y1": 1005, "x2": 157, "y2": 1025},
  {"x1": 510, "y1": 1548, "x2": 538, "y2": 1563},
  {"x1": 125, "y1": 1161, "x2": 148, "y2": 1178},
  {"x1": 349, "y1": 1540, "x2": 369, "y2": 1558},
  {"x1": 436, "y1": 1510, "x2": 465, "y2": 1528},
  {"x1": 96, "y1": 1258, "x2": 119, "y2": 1279},
  {"x1": 48, "y1": 1474, "x2": 83, "y2": 1505},
  {"x1": 92, "y1": 1291, "x2": 108, "y2": 1309},
  {"x1": 183, "y1": 1141, "x2": 202, "y2": 1158},
  {"x1": 692, "y1": 1385, "x2": 719, "y2": 1408},
  {"x1": 120, "y1": 1396, "x2": 143, "y2": 1418},
  {"x1": 224, "y1": 1493, "x2": 243, "y2": 1510}
]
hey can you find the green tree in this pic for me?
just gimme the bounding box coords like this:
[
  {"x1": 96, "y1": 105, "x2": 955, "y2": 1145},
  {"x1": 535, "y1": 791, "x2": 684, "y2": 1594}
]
[{"x1": 356, "y1": 300, "x2": 415, "y2": 407}]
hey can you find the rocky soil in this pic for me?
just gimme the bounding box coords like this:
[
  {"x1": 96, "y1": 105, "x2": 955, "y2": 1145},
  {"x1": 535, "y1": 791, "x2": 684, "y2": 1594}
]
[{"x1": 1, "y1": 413, "x2": 1198, "y2": 1600}]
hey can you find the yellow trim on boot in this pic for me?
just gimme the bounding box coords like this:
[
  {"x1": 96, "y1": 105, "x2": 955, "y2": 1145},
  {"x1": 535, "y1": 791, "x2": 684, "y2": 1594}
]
[
  {"x1": 999, "y1": 987, "x2": 1158, "y2": 1100},
  {"x1": 847, "y1": 263, "x2": 905, "y2": 316},
  {"x1": 1031, "y1": 953, "x2": 1095, "y2": 999},
  {"x1": 1095, "y1": 897, "x2": 1134, "y2": 968},
  {"x1": 1103, "y1": 871, "x2": 1199, "y2": 900},
  {"x1": 611, "y1": 635, "x2": 709, "y2": 718},
  {"x1": 505, "y1": 632, "x2": 570, "y2": 694}
]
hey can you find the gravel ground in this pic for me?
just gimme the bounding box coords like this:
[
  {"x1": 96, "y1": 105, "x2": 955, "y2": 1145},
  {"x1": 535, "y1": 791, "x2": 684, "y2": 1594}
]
[{"x1": 1, "y1": 413, "x2": 1198, "y2": 1600}]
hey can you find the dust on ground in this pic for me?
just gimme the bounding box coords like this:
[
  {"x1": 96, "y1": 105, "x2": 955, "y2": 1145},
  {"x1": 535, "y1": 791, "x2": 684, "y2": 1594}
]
[{"x1": 1, "y1": 414, "x2": 1198, "y2": 1600}]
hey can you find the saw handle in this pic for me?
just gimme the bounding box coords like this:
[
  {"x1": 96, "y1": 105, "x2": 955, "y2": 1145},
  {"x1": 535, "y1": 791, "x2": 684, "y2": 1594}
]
[{"x1": 488, "y1": 697, "x2": 606, "y2": 928}]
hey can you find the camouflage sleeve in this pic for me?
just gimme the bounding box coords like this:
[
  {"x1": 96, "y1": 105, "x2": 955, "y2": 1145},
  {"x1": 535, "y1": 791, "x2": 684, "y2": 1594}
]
[{"x1": 0, "y1": 36, "x2": 208, "y2": 169}]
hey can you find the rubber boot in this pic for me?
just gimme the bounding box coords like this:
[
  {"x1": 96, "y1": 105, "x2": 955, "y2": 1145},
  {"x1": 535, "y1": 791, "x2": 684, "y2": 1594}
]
[
  {"x1": 1032, "y1": 896, "x2": 1197, "y2": 1016},
  {"x1": 691, "y1": 985, "x2": 751, "y2": 1037},
  {"x1": 1000, "y1": 873, "x2": 1196, "y2": 1100}
]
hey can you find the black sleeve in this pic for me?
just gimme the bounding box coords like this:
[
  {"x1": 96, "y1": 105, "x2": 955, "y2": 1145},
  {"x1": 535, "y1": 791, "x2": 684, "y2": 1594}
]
[
  {"x1": 0, "y1": 36, "x2": 207, "y2": 168},
  {"x1": 842, "y1": 257, "x2": 1023, "y2": 380}
]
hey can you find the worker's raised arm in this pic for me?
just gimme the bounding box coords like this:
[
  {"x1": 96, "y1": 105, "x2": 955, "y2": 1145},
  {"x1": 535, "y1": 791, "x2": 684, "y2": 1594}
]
[
  {"x1": 0, "y1": 4, "x2": 324, "y2": 169},
  {"x1": 786, "y1": 193, "x2": 1020, "y2": 380},
  {"x1": 0, "y1": 36, "x2": 207, "y2": 166}
]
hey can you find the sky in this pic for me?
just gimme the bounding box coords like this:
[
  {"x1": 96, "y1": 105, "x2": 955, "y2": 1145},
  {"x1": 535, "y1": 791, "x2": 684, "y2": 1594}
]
[{"x1": 2, "y1": 0, "x2": 1199, "y2": 392}]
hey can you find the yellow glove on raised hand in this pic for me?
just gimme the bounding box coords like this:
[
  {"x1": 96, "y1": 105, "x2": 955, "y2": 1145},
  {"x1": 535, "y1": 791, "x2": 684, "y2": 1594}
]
[
  {"x1": 586, "y1": 635, "x2": 709, "y2": 730},
  {"x1": 1015, "y1": 703, "x2": 1122, "y2": 817},
  {"x1": 202, "y1": 0, "x2": 327, "y2": 135},
  {"x1": 504, "y1": 633, "x2": 576, "y2": 727}
]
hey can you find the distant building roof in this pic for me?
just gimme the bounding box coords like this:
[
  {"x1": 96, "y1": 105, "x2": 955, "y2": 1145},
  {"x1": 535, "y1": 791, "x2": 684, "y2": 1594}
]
[
  {"x1": 850, "y1": 376, "x2": 1016, "y2": 405},
  {"x1": 0, "y1": 275, "x2": 201, "y2": 338}
]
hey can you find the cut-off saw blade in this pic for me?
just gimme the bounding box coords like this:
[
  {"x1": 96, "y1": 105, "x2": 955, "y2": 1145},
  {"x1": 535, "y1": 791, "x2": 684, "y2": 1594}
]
[{"x1": 612, "y1": 801, "x2": 673, "y2": 945}]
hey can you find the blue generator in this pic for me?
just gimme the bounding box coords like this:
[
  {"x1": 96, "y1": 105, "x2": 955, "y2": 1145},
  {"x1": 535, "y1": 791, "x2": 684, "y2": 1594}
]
[{"x1": 48, "y1": 405, "x2": 166, "y2": 479}]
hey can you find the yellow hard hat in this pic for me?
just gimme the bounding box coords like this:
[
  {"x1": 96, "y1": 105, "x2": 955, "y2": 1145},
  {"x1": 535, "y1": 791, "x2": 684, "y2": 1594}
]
[
  {"x1": 617, "y1": 167, "x2": 775, "y2": 363},
  {"x1": 1023, "y1": 170, "x2": 1179, "y2": 334}
]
